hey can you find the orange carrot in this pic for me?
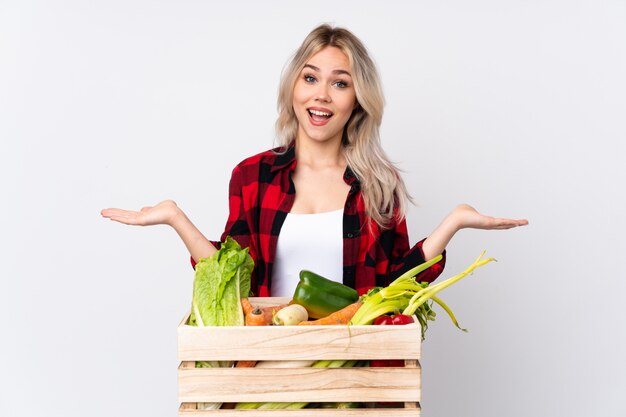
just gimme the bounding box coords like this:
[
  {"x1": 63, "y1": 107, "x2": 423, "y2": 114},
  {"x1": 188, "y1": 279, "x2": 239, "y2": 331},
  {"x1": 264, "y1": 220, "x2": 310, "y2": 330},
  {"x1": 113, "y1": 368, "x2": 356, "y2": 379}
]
[
  {"x1": 242, "y1": 299, "x2": 288, "y2": 326},
  {"x1": 235, "y1": 360, "x2": 257, "y2": 368},
  {"x1": 241, "y1": 298, "x2": 254, "y2": 316},
  {"x1": 298, "y1": 301, "x2": 363, "y2": 325},
  {"x1": 245, "y1": 307, "x2": 269, "y2": 326},
  {"x1": 239, "y1": 299, "x2": 262, "y2": 366}
]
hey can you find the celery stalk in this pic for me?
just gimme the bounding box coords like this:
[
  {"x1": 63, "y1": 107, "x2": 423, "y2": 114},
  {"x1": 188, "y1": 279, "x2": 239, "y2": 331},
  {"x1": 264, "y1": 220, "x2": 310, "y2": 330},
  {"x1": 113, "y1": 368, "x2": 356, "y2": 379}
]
[
  {"x1": 349, "y1": 251, "x2": 495, "y2": 338},
  {"x1": 258, "y1": 402, "x2": 307, "y2": 409},
  {"x1": 409, "y1": 255, "x2": 494, "y2": 335},
  {"x1": 234, "y1": 402, "x2": 262, "y2": 409},
  {"x1": 430, "y1": 295, "x2": 466, "y2": 332},
  {"x1": 390, "y1": 254, "x2": 443, "y2": 285},
  {"x1": 403, "y1": 254, "x2": 495, "y2": 316},
  {"x1": 354, "y1": 299, "x2": 407, "y2": 325}
]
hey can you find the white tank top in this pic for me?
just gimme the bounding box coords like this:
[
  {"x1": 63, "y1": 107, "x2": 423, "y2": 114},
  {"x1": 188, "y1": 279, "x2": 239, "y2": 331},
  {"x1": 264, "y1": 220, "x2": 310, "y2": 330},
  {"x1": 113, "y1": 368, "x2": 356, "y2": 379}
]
[{"x1": 272, "y1": 209, "x2": 344, "y2": 297}]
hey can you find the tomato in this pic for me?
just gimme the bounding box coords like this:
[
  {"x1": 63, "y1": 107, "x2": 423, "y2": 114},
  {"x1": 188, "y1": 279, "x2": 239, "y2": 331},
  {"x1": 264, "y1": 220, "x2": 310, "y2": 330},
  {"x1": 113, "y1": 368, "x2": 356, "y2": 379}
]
[
  {"x1": 391, "y1": 314, "x2": 414, "y2": 325},
  {"x1": 371, "y1": 315, "x2": 394, "y2": 368},
  {"x1": 371, "y1": 312, "x2": 413, "y2": 410},
  {"x1": 373, "y1": 315, "x2": 393, "y2": 325}
]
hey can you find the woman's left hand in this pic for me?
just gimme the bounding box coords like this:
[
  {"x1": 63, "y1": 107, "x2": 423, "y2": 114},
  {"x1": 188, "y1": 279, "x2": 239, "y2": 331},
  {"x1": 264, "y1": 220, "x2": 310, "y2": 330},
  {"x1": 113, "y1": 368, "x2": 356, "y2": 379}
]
[
  {"x1": 450, "y1": 204, "x2": 529, "y2": 230},
  {"x1": 422, "y1": 204, "x2": 528, "y2": 261}
]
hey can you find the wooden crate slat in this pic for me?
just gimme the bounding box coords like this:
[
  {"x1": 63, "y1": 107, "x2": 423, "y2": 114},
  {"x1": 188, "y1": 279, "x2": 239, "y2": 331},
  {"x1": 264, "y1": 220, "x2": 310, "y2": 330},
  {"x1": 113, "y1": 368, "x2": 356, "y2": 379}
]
[
  {"x1": 179, "y1": 405, "x2": 421, "y2": 416},
  {"x1": 178, "y1": 323, "x2": 421, "y2": 361},
  {"x1": 178, "y1": 367, "x2": 421, "y2": 403},
  {"x1": 178, "y1": 297, "x2": 423, "y2": 415},
  {"x1": 250, "y1": 296, "x2": 291, "y2": 307},
  {"x1": 179, "y1": 362, "x2": 198, "y2": 410}
]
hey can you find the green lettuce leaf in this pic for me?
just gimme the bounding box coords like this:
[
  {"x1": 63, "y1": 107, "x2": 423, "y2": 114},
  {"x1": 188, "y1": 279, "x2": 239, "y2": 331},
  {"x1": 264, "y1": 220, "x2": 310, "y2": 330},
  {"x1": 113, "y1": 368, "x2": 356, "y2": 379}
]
[{"x1": 190, "y1": 236, "x2": 253, "y2": 327}]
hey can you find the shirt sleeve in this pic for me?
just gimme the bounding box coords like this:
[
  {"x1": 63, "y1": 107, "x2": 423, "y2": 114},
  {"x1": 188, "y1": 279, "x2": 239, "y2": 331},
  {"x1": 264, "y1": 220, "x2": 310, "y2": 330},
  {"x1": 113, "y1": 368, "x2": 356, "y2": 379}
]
[{"x1": 387, "y1": 217, "x2": 446, "y2": 284}]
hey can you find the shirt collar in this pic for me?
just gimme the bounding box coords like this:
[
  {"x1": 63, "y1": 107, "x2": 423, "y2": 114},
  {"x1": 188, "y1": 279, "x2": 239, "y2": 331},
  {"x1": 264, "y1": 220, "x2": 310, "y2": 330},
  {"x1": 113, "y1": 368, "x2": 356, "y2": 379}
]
[
  {"x1": 270, "y1": 145, "x2": 297, "y2": 173},
  {"x1": 343, "y1": 166, "x2": 359, "y2": 188},
  {"x1": 270, "y1": 144, "x2": 360, "y2": 188}
]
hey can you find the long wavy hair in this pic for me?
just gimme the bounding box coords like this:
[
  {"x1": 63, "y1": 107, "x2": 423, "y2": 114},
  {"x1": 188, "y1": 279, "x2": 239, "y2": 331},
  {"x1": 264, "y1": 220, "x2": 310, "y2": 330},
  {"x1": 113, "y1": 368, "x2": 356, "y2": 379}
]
[{"x1": 275, "y1": 24, "x2": 412, "y2": 229}]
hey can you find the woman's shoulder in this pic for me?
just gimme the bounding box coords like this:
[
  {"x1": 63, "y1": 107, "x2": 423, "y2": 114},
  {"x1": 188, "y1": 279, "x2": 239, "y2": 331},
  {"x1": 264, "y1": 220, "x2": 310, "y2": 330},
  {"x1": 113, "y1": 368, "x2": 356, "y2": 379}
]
[
  {"x1": 235, "y1": 147, "x2": 280, "y2": 167},
  {"x1": 233, "y1": 145, "x2": 295, "y2": 172}
]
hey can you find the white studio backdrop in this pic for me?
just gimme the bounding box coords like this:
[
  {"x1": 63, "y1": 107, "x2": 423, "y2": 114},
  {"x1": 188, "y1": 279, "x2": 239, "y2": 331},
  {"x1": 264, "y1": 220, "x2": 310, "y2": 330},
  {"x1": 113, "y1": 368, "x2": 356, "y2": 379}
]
[{"x1": 1, "y1": 1, "x2": 624, "y2": 416}]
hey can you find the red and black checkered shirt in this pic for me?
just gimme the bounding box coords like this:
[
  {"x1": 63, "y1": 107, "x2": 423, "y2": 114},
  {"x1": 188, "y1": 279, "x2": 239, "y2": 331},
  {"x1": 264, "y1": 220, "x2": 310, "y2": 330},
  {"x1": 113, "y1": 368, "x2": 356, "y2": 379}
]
[{"x1": 206, "y1": 146, "x2": 446, "y2": 296}]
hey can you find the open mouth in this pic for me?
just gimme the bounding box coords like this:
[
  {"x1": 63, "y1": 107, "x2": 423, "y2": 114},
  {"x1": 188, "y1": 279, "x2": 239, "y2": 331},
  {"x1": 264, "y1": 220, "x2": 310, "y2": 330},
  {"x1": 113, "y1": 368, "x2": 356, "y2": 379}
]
[{"x1": 307, "y1": 108, "x2": 333, "y2": 125}]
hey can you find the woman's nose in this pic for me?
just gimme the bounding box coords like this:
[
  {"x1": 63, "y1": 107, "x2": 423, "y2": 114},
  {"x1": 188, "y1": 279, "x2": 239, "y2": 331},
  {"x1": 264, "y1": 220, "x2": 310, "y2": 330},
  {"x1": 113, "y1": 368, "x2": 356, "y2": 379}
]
[{"x1": 314, "y1": 83, "x2": 331, "y2": 102}]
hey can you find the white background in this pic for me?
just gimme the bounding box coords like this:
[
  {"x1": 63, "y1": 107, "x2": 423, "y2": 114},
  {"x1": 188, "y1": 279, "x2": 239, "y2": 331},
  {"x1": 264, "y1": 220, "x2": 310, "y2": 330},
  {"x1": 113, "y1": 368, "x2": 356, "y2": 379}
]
[{"x1": 1, "y1": 1, "x2": 624, "y2": 416}]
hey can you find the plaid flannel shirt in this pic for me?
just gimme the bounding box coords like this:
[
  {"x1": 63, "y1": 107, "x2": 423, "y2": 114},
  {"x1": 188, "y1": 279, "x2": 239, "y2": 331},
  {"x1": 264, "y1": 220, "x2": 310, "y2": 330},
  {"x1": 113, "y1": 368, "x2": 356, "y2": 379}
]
[{"x1": 203, "y1": 146, "x2": 446, "y2": 296}]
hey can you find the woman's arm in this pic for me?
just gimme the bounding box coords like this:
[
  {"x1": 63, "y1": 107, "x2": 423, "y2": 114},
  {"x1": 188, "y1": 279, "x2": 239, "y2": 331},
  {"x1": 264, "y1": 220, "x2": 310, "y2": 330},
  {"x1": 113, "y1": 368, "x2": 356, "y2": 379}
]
[
  {"x1": 421, "y1": 204, "x2": 529, "y2": 261},
  {"x1": 101, "y1": 200, "x2": 217, "y2": 262}
]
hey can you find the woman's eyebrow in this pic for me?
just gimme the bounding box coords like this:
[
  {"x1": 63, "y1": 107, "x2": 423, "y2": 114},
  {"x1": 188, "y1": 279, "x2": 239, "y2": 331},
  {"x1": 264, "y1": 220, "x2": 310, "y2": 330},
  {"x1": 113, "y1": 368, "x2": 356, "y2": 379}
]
[{"x1": 304, "y1": 64, "x2": 352, "y2": 77}]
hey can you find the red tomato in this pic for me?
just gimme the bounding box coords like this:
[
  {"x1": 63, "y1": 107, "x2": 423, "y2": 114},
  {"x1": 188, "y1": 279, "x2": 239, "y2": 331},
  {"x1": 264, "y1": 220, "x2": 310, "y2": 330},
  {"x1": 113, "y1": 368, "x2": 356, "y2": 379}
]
[
  {"x1": 391, "y1": 314, "x2": 414, "y2": 325},
  {"x1": 369, "y1": 360, "x2": 389, "y2": 367},
  {"x1": 371, "y1": 315, "x2": 411, "y2": 370},
  {"x1": 373, "y1": 315, "x2": 394, "y2": 325}
]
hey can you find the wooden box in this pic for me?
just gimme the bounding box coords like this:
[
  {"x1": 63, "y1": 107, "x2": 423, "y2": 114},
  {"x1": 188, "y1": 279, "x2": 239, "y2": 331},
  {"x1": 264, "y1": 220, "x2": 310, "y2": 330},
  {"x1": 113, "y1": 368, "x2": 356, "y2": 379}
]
[{"x1": 178, "y1": 297, "x2": 422, "y2": 416}]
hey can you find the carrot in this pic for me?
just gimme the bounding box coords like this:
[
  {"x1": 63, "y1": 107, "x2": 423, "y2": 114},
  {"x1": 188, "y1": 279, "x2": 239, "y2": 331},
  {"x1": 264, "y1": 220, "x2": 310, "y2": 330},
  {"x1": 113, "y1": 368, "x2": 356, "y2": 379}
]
[
  {"x1": 243, "y1": 299, "x2": 288, "y2": 326},
  {"x1": 298, "y1": 301, "x2": 363, "y2": 325},
  {"x1": 235, "y1": 360, "x2": 257, "y2": 368},
  {"x1": 241, "y1": 298, "x2": 255, "y2": 316},
  {"x1": 245, "y1": 307, "x2": 269, "y2": 326},
  {"x1": 239, "y1": 299, "x2": 264, "y2": 366}
]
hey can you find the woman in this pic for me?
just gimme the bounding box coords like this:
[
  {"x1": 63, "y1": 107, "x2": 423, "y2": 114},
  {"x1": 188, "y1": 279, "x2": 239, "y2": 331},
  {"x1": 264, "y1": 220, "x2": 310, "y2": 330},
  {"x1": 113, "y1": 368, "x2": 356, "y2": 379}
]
[{"x1": 101, "y1": 24, "x2": 528, "y2": 297}]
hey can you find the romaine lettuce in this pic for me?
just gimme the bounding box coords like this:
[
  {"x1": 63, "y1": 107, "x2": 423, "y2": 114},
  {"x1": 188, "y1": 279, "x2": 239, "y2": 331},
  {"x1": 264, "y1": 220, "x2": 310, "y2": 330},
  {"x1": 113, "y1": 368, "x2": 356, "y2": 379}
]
[{"x1": 190, "y1": 236, "x2": 253, "y2": 327}]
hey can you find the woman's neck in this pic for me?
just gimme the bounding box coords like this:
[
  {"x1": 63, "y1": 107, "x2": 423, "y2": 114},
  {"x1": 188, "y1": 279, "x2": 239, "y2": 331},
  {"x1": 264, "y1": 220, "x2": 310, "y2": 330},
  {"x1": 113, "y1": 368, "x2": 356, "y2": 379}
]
[{"x1": 294, "y1": 137, "x2": 345, "y2": 169}]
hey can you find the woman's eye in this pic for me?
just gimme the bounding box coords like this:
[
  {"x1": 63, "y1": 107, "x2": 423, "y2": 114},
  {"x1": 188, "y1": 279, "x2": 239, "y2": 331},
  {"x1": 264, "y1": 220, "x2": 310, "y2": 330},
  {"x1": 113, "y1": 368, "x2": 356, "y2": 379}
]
[
  {"x1": 334, "y1": 80, "x2": 348, "y2": 88},
  {"x1": 304, "y1": 75, "x2": 316, "y2": 83}
]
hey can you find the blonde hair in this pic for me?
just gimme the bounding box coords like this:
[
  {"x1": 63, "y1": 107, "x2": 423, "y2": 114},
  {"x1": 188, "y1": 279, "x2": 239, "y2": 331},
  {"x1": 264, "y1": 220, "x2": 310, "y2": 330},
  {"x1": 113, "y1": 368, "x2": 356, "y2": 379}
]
[{"x1": 275, "y1": 24, "x2": 412, "y2": 229}]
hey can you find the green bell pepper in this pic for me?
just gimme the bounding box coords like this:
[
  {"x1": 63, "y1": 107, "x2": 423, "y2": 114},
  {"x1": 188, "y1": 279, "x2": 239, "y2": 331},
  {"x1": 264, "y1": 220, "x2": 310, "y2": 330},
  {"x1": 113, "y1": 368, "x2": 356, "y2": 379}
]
[{"x1": 292, "y1": 270, "x2": 359, "y2": 319}]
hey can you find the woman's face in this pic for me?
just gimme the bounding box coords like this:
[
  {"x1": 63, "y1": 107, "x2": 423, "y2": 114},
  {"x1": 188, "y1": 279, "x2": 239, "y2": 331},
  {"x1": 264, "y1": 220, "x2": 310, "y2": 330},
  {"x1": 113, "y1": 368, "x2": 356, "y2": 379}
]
[{"x1": 292, "y1": 46, "x2": 357, "y2": 147}]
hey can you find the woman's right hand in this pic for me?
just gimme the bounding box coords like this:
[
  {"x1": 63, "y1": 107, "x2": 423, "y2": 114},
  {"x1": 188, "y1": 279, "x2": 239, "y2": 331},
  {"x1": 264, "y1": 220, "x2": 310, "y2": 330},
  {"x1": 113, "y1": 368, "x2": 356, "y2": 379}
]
[
  {"x1": 101, "y1": 200, "x2": 181, "y2": 226},
  {"x1": 102, "y1": 200, "x2": 218, "y2": 261}
]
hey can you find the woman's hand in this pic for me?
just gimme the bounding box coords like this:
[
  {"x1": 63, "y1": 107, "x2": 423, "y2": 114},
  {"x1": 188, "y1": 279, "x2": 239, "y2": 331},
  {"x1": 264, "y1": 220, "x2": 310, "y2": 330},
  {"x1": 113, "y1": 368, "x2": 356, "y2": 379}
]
[
  {"x1": 450, "y1": 204, "x2": 529, "y2": 230},
  {"x1": 100, "y1": 200, "x2": 181, "y2": 226},
  {"x1": 421, "y1": 204, "x2": 528, "y2": 261},
  {"x1": 101, "y1": 200, "x2": 217, "y2": 261}
]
